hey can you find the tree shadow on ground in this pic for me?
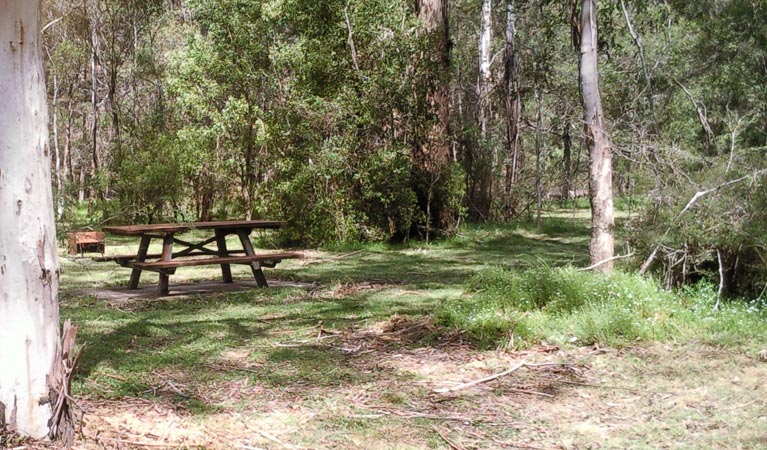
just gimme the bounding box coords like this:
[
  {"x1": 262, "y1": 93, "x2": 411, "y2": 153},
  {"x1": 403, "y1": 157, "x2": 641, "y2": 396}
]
[
  {"x1": 283, "y1": 219, "x2": 591, "y2": 288},
  {"x1": 66, "y1": 218, "x2": 592, "y2": 413}
]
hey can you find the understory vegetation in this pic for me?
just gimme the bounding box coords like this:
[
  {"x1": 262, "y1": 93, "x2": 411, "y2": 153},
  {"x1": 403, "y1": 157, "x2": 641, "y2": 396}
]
[
  {"x1": 438, "y1": 266, "x2": 767, "y2": 349},
  {"x1": 54, "y1": 214, "x2": 767, "y2": 448}
]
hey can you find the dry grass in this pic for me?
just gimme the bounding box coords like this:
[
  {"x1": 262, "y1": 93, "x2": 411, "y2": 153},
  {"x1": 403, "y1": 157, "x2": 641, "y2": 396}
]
[
  {"x1": 47, "y1": 337, "x2": 764, "y2": 449},
  {"x1": 37, "y1": 220, "x2": 767, "y2": 449}
]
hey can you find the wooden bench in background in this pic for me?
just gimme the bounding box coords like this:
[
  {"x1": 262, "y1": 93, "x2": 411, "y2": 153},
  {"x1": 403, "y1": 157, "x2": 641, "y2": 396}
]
[{"x1": 67, "y1": 231, "x2": 105, "y2": 256}]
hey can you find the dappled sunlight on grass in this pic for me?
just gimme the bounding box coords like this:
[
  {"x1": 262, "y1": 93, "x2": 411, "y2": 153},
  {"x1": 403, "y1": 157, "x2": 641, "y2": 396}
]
[{"x1": 56, "y1": 215, "x2": 767, "y2": 449}]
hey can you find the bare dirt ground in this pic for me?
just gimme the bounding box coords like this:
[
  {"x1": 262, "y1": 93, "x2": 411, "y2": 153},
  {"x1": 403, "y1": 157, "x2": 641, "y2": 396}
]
[{"x1": 57, "y1": 323, "x2": 767, "y2": 450}]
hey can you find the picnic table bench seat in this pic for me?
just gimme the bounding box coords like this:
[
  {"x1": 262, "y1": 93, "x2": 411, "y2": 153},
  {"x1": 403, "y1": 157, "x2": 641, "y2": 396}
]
[
  {"x1": 93, "y1": 249, "x2": 248, "y2": 264},
  {"x1": 131, "y1": 252, "x2": 301, "y2": 272}
]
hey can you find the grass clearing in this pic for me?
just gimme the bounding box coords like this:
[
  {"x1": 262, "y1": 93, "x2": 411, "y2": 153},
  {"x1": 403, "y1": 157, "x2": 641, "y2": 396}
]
[
  {"x1": 52, "y1": 215, "x2": 767, "y2": 449},
  {"x1": 438, "y1": 266, "x2": 767, "y2": 350}
]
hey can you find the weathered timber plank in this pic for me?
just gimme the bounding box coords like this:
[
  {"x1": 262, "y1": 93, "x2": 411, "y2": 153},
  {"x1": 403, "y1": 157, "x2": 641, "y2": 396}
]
[
  {"x1": 103, "y1": 220, "x2": 287, "y2": 236},
  {"x1": 131, "y1": 252, "x2": 301, "y2": 270}
]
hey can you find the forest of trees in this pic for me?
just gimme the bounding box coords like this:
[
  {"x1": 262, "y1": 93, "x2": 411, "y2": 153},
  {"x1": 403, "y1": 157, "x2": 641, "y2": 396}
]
[
  {"x1": 1, "y1": 0, "x2": 766, "y2": 442},
  {"x1": 41, "y1": 0, "x2": 767, "y2": 292}
]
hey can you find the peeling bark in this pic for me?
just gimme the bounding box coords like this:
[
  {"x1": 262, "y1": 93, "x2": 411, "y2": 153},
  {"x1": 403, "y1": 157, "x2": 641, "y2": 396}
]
[
  {"x1": 414, "y1": 0, "x2": 454, "y2": 232},
  {"x1": 0, "y1": 0, "x2": 64, "y2": 440},
  {"x1": 579, "y1": 0, "x2": 615, "y2": 272}
]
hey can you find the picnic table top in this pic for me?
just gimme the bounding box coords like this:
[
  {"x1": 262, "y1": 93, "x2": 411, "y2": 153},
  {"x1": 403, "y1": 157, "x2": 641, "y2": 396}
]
[{"x1": 102, "y1": 220, "x2": 288, "y2": 236}]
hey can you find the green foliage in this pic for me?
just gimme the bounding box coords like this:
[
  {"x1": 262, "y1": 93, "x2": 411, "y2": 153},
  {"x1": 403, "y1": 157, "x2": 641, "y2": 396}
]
[
  {"x1": 269, "y1": 139, "x2": 418, "y2": 245},
  {"x1": 102, "y1": 133, "x2": 186, "y2": 223},
  {"x1": 437, "y1": 266, "x2": 767, "y2": 348}
]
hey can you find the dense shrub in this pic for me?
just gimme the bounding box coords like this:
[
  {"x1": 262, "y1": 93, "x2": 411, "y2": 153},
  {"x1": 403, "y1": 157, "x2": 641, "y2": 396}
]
[{"x1": 629, "y1": 161, "x2": 767, "y2": 297}]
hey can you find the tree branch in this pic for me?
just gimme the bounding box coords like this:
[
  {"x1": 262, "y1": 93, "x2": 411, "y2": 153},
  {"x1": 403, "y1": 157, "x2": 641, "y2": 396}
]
[
  {"x1": 639, "y1": 169, "x2": 767, "y2": 274},
  {"x1": 579, "y1": 251, "x2": 635, "y2": 272}
]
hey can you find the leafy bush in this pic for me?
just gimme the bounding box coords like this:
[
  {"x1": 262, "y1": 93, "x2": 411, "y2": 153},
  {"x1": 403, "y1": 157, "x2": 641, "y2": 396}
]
[
  {"x1": 98, "y1": 134, "x2": 187, "y2": 224},
  {"x1": 437, "y1": 266, "x2": 767, "y2": 349},
  {"x1": 267, "y1": 135, "x2": 419, "y2": 245}
]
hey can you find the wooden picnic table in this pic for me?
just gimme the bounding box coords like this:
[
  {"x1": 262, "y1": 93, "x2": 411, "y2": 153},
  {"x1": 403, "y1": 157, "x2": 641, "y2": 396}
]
[{"x1": 100, "y1": 220, "x2": 301, "y2": 295}]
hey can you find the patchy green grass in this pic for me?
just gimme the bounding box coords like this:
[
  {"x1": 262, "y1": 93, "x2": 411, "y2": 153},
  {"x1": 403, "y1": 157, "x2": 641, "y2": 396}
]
[
  {"x1": 437, "y1": 266, "x2": 767, "y2": 350},
  {"x1": 56, "y1": 215, "x2": 767, "y2": 449}
]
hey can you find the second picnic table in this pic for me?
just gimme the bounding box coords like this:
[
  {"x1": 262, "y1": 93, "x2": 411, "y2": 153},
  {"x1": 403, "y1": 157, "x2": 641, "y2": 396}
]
[{"x1": 100, "y1": 220, "x2": 300, "y2": 295}]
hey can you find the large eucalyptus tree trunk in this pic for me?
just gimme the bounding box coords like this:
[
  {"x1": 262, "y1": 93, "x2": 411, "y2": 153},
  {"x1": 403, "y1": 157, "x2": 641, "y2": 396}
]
[
  {"x1": 0, "y1": 0, "x2": 63, "y2": 439},
  {"x1": 415, "y1": 0, "x2": 450, "y2": 170},
  {"x1": 414, "y1": 0, "x2": 453, "y2": 234},
  {"x1": 579, "y1": 0, "x2": 615, "y2": 272}
]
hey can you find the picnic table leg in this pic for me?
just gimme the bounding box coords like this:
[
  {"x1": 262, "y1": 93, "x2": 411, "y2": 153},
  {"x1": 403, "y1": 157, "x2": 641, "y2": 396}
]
[
  {"x1": 215, "y1": 229, "x2": 234, "y2": 284},
  {"x1": 236, "y1": 229, "x2": 268, "y2": 287},
  {"x1": 158, "y1": 234, "x2": 174, "y2": 296},
  {"x1": 128, "y1": 235, "x2": 152, "y2": 289}
]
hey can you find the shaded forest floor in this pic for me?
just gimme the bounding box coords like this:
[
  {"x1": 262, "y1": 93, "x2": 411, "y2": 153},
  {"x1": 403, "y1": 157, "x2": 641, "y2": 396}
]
[{"x1": 52, "y1": 214, "x2": 767, "y2": 449}]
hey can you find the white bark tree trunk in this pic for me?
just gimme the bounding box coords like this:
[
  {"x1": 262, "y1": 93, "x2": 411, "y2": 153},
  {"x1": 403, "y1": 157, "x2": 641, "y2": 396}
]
[
  {"x1": 475, "y1": 0, "x2": 493, "y2": 218},
  {"x1": 477, "y1": 0, "x2": 492, "y2": 140},
  {"x1": 579, "y1": 0, "x2": 615, "y2": 272},
  {"x1": 0, "y1": 0, "x2": 62, "y2": 439},
  {"x1": 504, "y1": 0, "x2": 523, "y2": 207}
]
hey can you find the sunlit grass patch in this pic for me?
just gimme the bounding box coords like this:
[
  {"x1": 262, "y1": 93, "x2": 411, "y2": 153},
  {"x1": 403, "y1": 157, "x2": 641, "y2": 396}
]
[{"x1": 437, "y1": 266, "x2": 767, "y2": 349}]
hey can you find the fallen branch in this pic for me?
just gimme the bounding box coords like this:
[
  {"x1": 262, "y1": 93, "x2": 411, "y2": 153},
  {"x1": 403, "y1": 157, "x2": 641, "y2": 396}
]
[
  {"x1": 578, "y1": 251, "x2": 635, "y2": 272},
  {"x1": 638, "y1": 247, "x2": 659, "y2": 275},
  {"x1": 433, "y1": 361, "x2": 527, "y2": 394}
]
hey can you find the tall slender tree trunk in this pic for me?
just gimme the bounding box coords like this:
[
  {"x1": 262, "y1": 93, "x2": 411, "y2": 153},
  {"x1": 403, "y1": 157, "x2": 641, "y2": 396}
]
[
  {"x1": 477, "y1": 0, "x2": 492, "y2": 141},
  {"x1": 51, "y1": 72, "x2": 65, "y2": 220},
  {"x1": 579, "y1": 0, "x2": 615, "y2": 272},
  {"x1": 534, "y1": 88, "x2": 543, "y2": 229},
  {"x1": 475, "y1": 0, "x2": 493, "y2": 219},
  {"x1": 504, "y1": 0, "x2": 523, "y2": 215},
  {"x1": 90, "y1": 18, "x2": 100, "y2": 180},
  {"x1": 0, "y1": 1, "x2": 64, "y2": 439},
  {"x1": 415, "y1": 0, "x2": 450, "y2": 169},
  {"x1": 64, "y1": 85, "x2": 74, "y2": 183},
  {"x1": 562, "y1": 117, "x2": 572, "y2": 202}
]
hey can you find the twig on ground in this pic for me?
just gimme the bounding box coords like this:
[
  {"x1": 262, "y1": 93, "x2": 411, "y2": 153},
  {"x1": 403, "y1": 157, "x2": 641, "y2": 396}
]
[
  {"x1": 94, "y1": 436, "x2": 176, "y2": 447},
  {"x1": 432, "y1": 426, "x2": 467, "y2": 450},
  {"x1": 433, "y1": 361, "x2": 527, "y2": 394},
  {"x1": 97, "y1": 372, "x2": 128, "y2": 382},
  {"x1": 165, "y1": 380, "x2": 191, "y2": 398},
  {"x1": 331, "y1": 250, "x2": 365, "y2": 260},
  {"x1": 503, "y1": 442, "x2": 550, "y2": 450},
  {"x1": 364, "y1": 405, "x2": 475, "y2": 422},
  {"x1": 504, "y1": 387, "x2": 554, "y2": 398},
  {"x1": 242, "y1": 423, "x2": 299, "y2": 450}
]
